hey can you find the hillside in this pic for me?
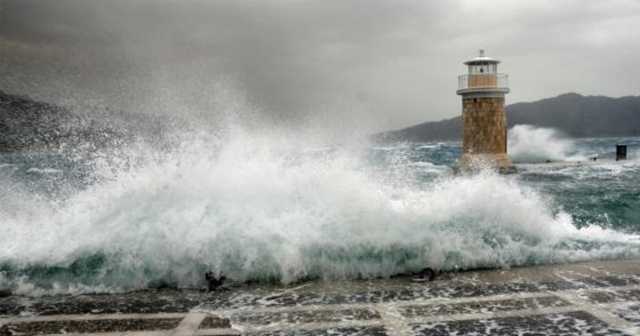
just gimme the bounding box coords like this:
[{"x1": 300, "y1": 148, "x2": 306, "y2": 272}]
[
  {"x1": 0, "y1": 91, "x2": 127, "y2": 153},
  {"x1": 2, "y1": 91, "x2": 639, "y2": 152},
  {"x1": 0, "y1": 91, "x2": 184, "y2": 153},
  {"x1": 374, "y1": 93, "x2": 640, "y2": 143}
]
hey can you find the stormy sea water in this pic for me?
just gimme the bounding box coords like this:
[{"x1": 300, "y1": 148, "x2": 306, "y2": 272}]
[{"x1": 1, "y1": 123, "x2": 639, "y2": 296}]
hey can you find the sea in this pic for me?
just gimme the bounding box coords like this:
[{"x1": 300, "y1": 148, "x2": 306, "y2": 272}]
[{"x1": 1, "y1": 124, "x2": 639, "y2": 296}]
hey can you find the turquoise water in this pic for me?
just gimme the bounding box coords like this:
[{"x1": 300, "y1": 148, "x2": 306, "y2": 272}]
[{"x1": 1, "y1": 128, "x2": 639, "y2": 295}]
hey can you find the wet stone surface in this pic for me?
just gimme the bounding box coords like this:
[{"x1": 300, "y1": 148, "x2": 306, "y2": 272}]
[
  {"x1": 575, "y1": 275, "x2": 640, "y2": 288},
  {"x1": 245, "y1": 326, "x2": 388, "y2": 336},
  {"x1": 0, "y1": 318, "x2": 181, "y2": 335},
  {"x1": 0, "y1": 290, "x2": 199, "y2": 316},
  {"x1": 1, "y1": 274, "x2": 639, "y2": 317},
  {"x1": 412, "y1": 311, "x2": 631, "y2": 336},
  {"x1": 231, "y1": 308, "x2": 380, "y2": 326},
  {"x1": 202, "y1": 275, "x2": 640, "y2": 311},
  {"x1": 535, "y1": 280, "x2": 585, "y2": 291},
  {"x1": 400, "y1": 296, "x2": 569, "y2": 317},
  {"x1": 611, "y1": 304, "x2": 640, "y2": 326},
  {"x1": 583, "y1": 289, "x2": 640, "y2": 304},
  {"x1": 199, "y1": 315, "x2": 232, "y2": 328}
]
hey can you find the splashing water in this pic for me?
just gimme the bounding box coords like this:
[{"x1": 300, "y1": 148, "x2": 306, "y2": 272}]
[
  {"x1": 1, "y1": 112, "x2": 639, "y2": 296},
  {"x1": 508, "y1": 125, "x2": 587, "y2": 163}
]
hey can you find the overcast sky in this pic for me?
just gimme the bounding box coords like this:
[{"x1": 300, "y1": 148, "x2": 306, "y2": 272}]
[{"x1": 1, "y1": 0, "x2": 639, "y2": 132}]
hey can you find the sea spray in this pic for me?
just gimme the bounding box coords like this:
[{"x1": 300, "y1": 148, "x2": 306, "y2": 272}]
[
  {"x1": 1, "y1": 125, "x2": 639, "y2": 295},
  {"x1": 508, "y1": 125, "x2": 587, "y2": 163}
]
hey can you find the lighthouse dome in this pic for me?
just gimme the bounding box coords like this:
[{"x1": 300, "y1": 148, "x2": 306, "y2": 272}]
[{"x1": 464, "y1": 49, "x2": 500, "y2": 65}]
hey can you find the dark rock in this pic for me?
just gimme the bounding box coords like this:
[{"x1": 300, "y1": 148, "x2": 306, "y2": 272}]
[{"x1": 205, "y1": 271, "x2": 226, "y2": 291}]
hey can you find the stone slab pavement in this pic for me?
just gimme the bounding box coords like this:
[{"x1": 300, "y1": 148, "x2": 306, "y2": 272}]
[{"x1": 1, "y1": 259, "x2": 639, "y2": 335}]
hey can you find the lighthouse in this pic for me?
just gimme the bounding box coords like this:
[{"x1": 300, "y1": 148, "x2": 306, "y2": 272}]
[{"x1": 457, "y1": 50, "x2": 511, "y2": 168}]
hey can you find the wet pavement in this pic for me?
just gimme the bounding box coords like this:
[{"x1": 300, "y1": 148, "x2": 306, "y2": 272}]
[{"x1": 1, "y1": 259, "x2": 639, "y2": 335}]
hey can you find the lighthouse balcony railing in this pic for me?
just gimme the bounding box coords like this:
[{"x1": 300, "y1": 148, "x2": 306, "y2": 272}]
[{"x1": 457, "y1": 73, "x2": 509, "y2": 92}]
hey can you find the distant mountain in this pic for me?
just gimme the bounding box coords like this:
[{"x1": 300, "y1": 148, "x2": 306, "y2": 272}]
[
  {"x1": 0, "y1": 91, "x2": 130, "y2": 153},
  {"x1": 3, "y1": 91, "x2": 639, "y2": 152},
  {"x1": 373, "y1": 93, "x2": 640, "y2": 143},
  {"x1": 0, "y1": 91, "x2": 185, "y2": 153}
]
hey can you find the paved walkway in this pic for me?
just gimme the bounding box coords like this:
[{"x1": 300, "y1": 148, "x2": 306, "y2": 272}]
[{"x1": 1, "y1": 259, "x2": 639, "y2": 335}]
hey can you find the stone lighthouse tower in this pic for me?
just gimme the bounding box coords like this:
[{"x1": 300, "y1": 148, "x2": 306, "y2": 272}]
[{"x1": 456, "y1": 50, "x2": 511, "y2": 168}]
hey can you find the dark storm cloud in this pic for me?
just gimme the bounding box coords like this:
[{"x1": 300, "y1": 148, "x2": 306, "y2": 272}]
[{"x1": 1, "y1": 0, "x2": 639, "y2": 131}]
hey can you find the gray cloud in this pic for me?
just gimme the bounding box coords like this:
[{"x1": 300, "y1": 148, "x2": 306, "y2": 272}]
[{"x1": 1, "y1": 0, "x2": 639, "y2": 132}]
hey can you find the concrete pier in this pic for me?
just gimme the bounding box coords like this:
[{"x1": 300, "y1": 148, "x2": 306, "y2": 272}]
[
  {"x1": 2, "y1": 259, "x2": 639, "y2": 335},
  {"x1": 515, "y1": 158, "x2": 638, "y2": 172}
]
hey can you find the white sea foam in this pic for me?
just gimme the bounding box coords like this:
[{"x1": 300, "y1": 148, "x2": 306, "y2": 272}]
[
  {"x1": 26, "y1": 168, "x2": 64, "y2": 174},
  {"x1": 417, "y1": 145, "x2": 438, "y2": 149},
  {"x1": 508, "y1": 125, "x2": 587, "y2": 163},
  {"x1": 1, "y1": 122, "x2": 638, "y2": 295},
  {"x1": 1, "y1": 86, "x2": 639, "y2": 295}
]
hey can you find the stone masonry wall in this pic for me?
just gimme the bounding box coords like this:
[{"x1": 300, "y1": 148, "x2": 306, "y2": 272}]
[{"x1": 461, "y1": 97, "x2": 511, "y2": 167}]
